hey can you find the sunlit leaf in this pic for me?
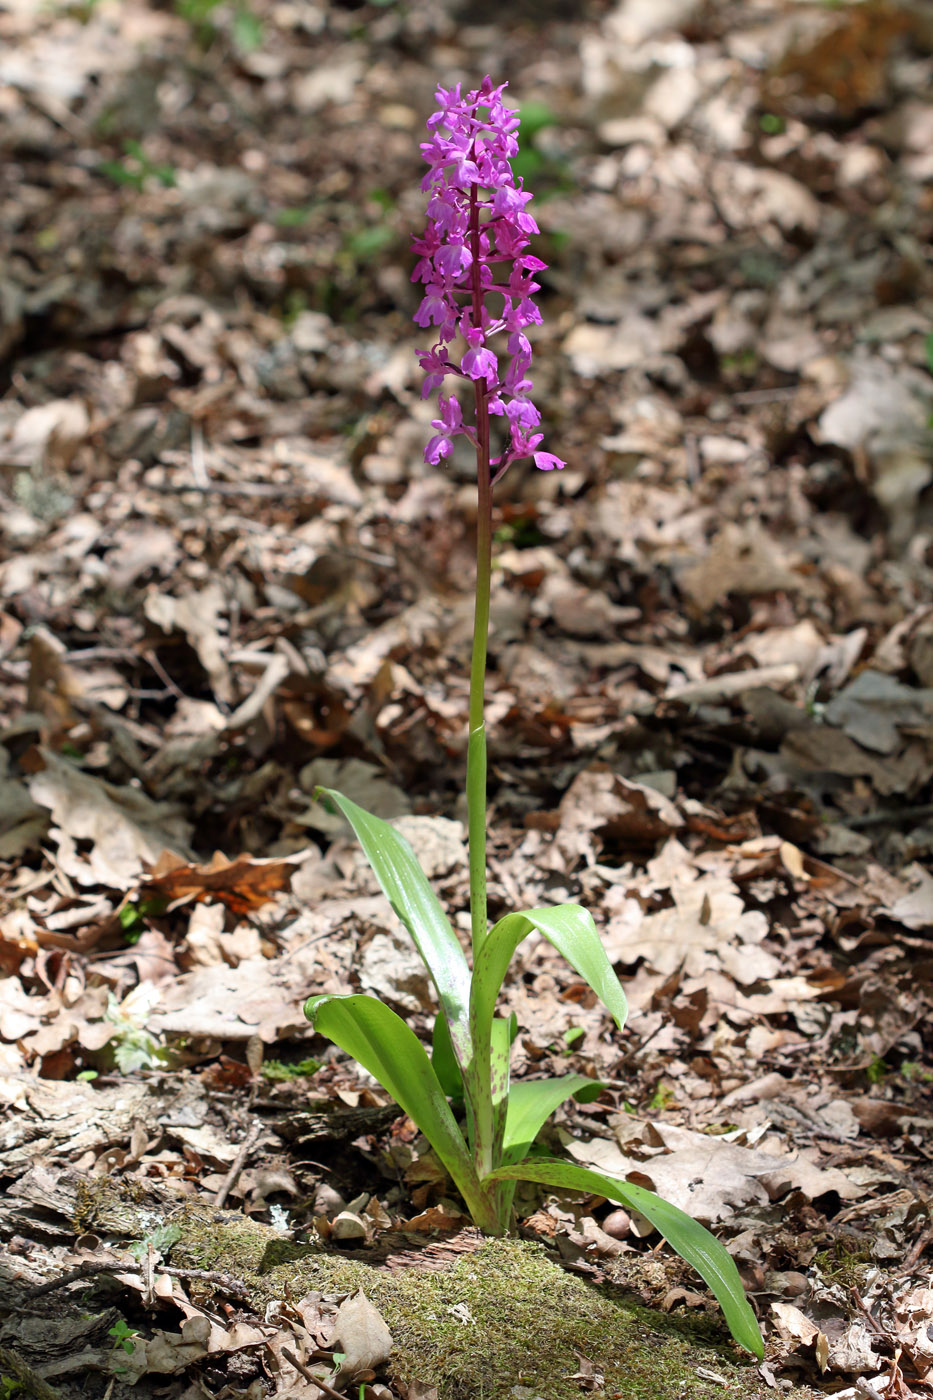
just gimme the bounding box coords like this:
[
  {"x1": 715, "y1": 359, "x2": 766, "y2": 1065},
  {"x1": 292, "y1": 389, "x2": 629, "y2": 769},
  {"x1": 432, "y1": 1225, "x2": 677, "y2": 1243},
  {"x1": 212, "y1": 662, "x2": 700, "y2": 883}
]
[
  {"x1": 468, "y1": 904, "x2": 626, "y2": 1147},
  {"x1": 483, "y1": 1156, "x2": 763, "y2": 1359},
  {"x1": 304, "y1": 992, "x2": 482, "y2": 1212},
  {"x1": 502, "y1": 1075, "x2": 603, "y2": 1165},
  {"x1": 432, "y1": 1009, "x2": 464, "y2": 1103},
  {"x1": 314, "y1": 788, "x2": 472, "y2": 1063}
]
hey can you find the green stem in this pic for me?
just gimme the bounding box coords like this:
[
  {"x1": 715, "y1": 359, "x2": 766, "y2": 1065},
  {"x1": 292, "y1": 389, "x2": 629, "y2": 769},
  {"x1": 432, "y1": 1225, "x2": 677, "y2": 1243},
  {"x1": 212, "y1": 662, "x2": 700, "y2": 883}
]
[{"x1": 467, "y1": 181, "x2": 492, "y2": 963}]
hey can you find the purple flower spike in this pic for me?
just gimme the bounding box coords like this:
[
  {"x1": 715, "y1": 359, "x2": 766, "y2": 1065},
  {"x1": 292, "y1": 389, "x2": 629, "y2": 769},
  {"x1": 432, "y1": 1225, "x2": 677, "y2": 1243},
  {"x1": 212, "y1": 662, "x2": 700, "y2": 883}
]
[{"x1": 413, "y1": 76, "x2": 565, "y2": 476}]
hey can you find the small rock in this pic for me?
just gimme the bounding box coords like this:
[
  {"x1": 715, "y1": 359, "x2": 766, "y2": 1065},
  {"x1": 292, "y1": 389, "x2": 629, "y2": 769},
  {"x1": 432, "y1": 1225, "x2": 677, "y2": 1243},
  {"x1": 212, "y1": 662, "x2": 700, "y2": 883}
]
[
  {"x1": 765, "y1": 1270, "x2": 809, "y2": 1297},
  {"x1": 602, "y1": 1208, "x2": 632, "y2": 1239},
  {"x1": 314, "y1": 1183, "x2": 347, "y2": 1216},
  {"x1": 331, "y1": 1210, "x2": 368, "y2": 1242}
]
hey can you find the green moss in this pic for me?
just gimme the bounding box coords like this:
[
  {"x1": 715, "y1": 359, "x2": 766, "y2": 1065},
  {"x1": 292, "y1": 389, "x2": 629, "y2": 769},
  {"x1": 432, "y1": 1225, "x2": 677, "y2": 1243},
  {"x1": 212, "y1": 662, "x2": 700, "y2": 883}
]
[
  {"x1": 173, "y1": 1228, "x2": 815, "y2": 1400},
  {"x1": 371, "y1": 1238, "x2": 763, "y2": 1400},
  {"x1": 76, "y1": 1177, "x2": 818, "y2": 1400},
  {"x1": 260, "y1": 1056, "x2": 323, "y2": 1081},
  {"x1": 812, "y1": 1238, "x2": 872, "y2": 1288}
]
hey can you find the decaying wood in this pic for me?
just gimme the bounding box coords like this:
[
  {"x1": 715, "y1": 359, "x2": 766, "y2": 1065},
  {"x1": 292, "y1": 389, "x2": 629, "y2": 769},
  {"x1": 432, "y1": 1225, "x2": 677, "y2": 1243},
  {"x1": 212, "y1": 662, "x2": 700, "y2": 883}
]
[
  {"x1": 0, "y1": 1346, "x2": 64, "y2": 1400},
  {"x1": 27, "y1": 1259, "x2": 250, "y2": 1301},
  {"x1": 3, "y1": 1163, "x2": 281, "y2": 1250},
  {"x1": 2, "y1": 1163, "x2": 486, "y2": 1293}
]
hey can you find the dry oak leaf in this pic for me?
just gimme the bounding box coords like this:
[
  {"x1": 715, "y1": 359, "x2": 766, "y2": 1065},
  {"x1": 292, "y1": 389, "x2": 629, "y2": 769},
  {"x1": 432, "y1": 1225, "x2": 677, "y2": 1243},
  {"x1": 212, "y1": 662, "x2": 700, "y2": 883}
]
[
  {"x1": 564, "y1": 1120, "x2": 864, "y2": 1226},
  {"x1": 676, "y1": 522, "x2": 806, "y2": 613},
  {"x1": 331, "y1": 1291, "x2": 393, "y2": 1387},
  {"x1": 140, "y1": 849, "x2": 308, "y2": 916},
  {"x1": 28, "y1": 749, "x2": 192, "y2": 887},
  {"x1": 886, "y1": 864, "x2": 933, "y2": 931},
  {"x1": 605, "y1": 838, "x2": 777, "y2": 984},
  {"x1": 547, "y1": 768, "x2": 682, "y2": 871}
]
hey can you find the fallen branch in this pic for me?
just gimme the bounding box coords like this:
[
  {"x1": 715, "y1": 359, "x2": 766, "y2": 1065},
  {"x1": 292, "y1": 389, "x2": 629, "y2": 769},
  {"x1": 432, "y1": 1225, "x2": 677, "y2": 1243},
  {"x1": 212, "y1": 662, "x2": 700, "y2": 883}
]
[{"x1": 28, "y1": 1259, "x2": 248, "y2": 1300}]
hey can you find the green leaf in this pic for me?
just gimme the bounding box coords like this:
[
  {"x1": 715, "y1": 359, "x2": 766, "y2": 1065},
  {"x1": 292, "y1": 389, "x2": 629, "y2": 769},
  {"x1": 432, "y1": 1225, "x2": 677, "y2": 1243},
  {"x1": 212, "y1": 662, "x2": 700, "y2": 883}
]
[
  {"x1": 431, "y1": 1010, "x2": 464, "y2": 1103},
  {"x1": 346, "y1": 224, "x2": 395, "y2": 260},
  {"x1": 304, "y1": 992, "x2": 486, "y2": 1218},
  {"x1": 314, "y1": 789, "x2": 472, "y2": 1062},
  {"x1": 483, "y1": 1157, "x2": 763, "y2": 1359},
  {"x1": 494, "y1": 1074, "x2": 604, "y2": 1221},
  {"x1": 488, "y1": 1015, "x2": 513, "y2": 1149},
  {"x1": 502, "y1": 1075, "x2": 603, "y2": 1165},
  {"x1": 467, "y1": 904, "x2": 626, "y2": 1136}
]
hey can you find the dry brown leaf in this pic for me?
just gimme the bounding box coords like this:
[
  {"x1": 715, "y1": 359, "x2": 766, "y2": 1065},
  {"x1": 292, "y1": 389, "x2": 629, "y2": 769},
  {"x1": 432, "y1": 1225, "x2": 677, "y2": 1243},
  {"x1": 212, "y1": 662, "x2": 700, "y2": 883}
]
[
  {"x1": 771, "y1": 1302, "x2": 822, "y2": 1347},
  {"x1": 823, "y1": 670, "x2": 933, "y2": 755},
  {"x1": 297, "y1": 757, "x2": 411, "y2": 834},
  {"x1": 403, "y1": 1202, "x2": 470, "y2": 1234},
  {"x1": 144, "y1": 582, "x2": 233, "y2": 704},
  {"x1": 886, "y1": 865, "x2": 933, "y2": 930},
  {"x1": 677, "y1": 523, "x2": 806, "y2": 612},
  {"x1": 28, "y1": 749, "x2": 192, "y2": 887},
  {"x1": 548, "y1": 769, "x2": 683, "y2": 871},
  {"x1": 563, "y1": 1117, "x2": 866, "y2": 1226},
  {"x1": 606, "y1": 838, "x2": 776, "y2": 984},
  {"x1": 331, "y1": 1291, "x2": 393, "y2": 1386},
  {"x1": 140, "y1": 849, "x2": 307, "y2": 916}
]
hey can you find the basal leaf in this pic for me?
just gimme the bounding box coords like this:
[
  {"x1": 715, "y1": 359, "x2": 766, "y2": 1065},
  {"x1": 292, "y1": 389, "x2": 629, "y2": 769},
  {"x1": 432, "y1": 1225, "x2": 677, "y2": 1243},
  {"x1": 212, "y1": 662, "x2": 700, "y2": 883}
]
[
  {"x1": 483, "y1": 1156, "x2": 763, "y2": 1359},
  {"x1": 488, "y1": 1015, "x2": 513, "y2": 1147},
  {"x1": 469, "y1": 904, "x2": 626, "y2": 1134},
  {"x1": 502, "y1": 1074, "x2": 603, "y2": 1165},
  {"x1": 432, "y1": 1009, "x2": 464, "y2": 1103},
  {"x1": 304, "y1": 992, "x2": 490, "y2": 1223},
  {"x1": 315, "y1": 788, "x2": 472, "y2": 1062},
  {"x1": 493, "y1": 1074, "x2": 604, "y2": 1220}
]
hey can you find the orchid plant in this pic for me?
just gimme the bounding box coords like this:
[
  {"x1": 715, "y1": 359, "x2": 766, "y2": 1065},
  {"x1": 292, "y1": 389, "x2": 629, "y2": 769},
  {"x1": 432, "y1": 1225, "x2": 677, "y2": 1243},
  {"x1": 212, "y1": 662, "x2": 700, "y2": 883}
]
[{"x1": 304, "y1": 78, "x2": 763, "y2": 1360}]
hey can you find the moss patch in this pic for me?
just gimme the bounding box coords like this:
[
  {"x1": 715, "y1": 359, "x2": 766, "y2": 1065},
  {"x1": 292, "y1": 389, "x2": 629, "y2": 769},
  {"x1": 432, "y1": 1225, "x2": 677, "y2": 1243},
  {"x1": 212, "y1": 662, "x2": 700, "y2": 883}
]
[
  {"x1": 66, "y1": 1177, "x2": 821, "y2": 1400},
  {"x1": 172, "y1": 1224, "x2": 820, "y2": 1400},
  {"x1": 812, "y1": 1237, "x2": 873, "y2": 1289},
  {"x1": 370, "y1": 1238, "x2": 766, "y2": 1400}
]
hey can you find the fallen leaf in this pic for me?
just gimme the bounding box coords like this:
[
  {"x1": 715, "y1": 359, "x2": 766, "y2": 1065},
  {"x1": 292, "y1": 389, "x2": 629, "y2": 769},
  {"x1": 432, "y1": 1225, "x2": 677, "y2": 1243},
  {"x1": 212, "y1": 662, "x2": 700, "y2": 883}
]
[
  {"x1": 28, "y1": 749, "x2": 191, "y2": 887},
  {"x1": 331, "y1": 1291, "x2": 393, "y2": 1385},
  {"x1": 140, "y1": 849, "x2": 308, "y2": 916},
  {"x1": 771, "y1": 1302, "x2": 821, "y2": 1346},
  {"x1": 677, "y1": 523, "x2": 806, "y2": 612},
  {"x1": 886, "y1": 865, "x2": 933, "y2": 930},
  {"x1": 605, "y1": 838, "x2": 776, "y2": 984},
  {"x1": 823, "y1": 670, "x2": 933, "y2": 755},
  {"x1": 549, "y1": 769, "x2": 683, "y2": 871}
]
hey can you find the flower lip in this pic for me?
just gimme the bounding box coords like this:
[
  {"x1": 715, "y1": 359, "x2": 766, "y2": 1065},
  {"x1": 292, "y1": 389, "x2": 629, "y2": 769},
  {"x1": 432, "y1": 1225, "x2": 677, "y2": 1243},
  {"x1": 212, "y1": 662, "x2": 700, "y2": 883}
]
[{"x1": 532, "y1": 451, "x2": 566, "y2": 471}]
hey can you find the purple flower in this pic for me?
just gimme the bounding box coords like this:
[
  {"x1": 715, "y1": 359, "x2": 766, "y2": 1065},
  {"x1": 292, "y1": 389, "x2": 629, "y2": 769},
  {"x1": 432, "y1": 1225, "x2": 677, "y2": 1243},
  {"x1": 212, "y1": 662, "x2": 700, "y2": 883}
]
[
  {"x1": 416, "y1": 345, "x2": 459, "y2": 398},
  {"x1": 412, "y1": 76, "x2": 563, "y2": 475},
  {"x1": 425, "y1": 394, "x2": 465, "y2": 465},
  {"x1": 461, "y1": 329, "x2": 498, "y2": 387}
]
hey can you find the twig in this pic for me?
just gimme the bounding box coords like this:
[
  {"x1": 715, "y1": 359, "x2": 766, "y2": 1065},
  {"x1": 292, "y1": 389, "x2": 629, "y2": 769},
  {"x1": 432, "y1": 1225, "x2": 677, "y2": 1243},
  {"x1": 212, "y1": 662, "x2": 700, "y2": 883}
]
[
  {"x1": 684, "y1": 432, "x2": 700, "y2": 485},
  {"x1": 214, "y1": 1120, "x2": 262, "y2": 1209},
  {"x1": 854, "y1": 1379, "x2": 887, "y2": 1400},
  {"x1": 140, "y1": 648, "x2": 187, "y2": 702},
  {"x1": 28, "y1": 1261, "x2": 248, "y2": 1300},
  {"x1": 190, "y1": 420, "x2": 210, "y2": 488},
  {"x1": 733, "y1": 387, "x2": 798, "y2": 405},
  {"x1": 146, "y1": 479, "x2": 325, "y2": 498},
  {"x1": 844, "y1": 803, "x2": 933, "y2": 830},
  {"x1": 161, "y1": 1265, "x2": 249, "y2": 1297},
  {"x1": 281, "y1": 1346, "x2": 347, "y2": 1400},
  {"x1": 902, "y1": 1224, "x2": 933, "y2": 1272},
  {"x1": 663, "y1": 663, "x2": 799, "y2": 705},
  {"x1": 28, "y1": 1262, "x2": 122, "y2": 1297}
]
